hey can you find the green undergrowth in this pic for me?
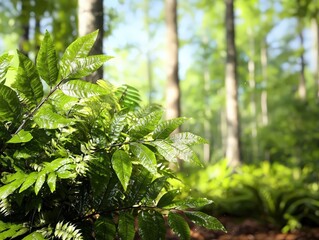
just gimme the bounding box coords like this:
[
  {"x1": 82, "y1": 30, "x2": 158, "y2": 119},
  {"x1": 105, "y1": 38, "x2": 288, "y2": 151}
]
[
  {"x1": 0, "y1": 31, "x2": 225, "y2": 239},
  {"x1": 178, "y1": 160, "x2": 319, "y2": 233}
]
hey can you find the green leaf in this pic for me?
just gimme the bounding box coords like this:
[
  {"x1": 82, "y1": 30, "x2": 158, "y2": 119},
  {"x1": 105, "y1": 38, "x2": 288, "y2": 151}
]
[
  {"x1": 138, "y1": 211, "x2": 166, "y2": 240},
  {"x1": 0, "y1": 174, "x2": 25, "y2": 199},
  {"x1": 157, "y1": 190, "x2": 179, "y2": 208},
  {"x1": 0, "y1": 83, "x2": 22, "y2": 121},
  {"x1": 129, "y1": 110, "x2": 163, "y2": 138},
  {"x1": 34, "y1": 171, "x2": 46, "y2": 195},
  {"x1": 47, "y1": 172, "x2": 57, "y2": 193},
  {"x1": 13, "y1": 51, "x2": 43, "y2": 106},
  {"x1": 168, "y1": 212, "x2": 190, "y2": 240},
  {"x1": 22, "y1": 232, "x2": 46, "y2": 240},
  {"x1": 94, "y1": 217, "x2": 116, "y2": 240},
  {"x1": 60, "y1": 30, "x2": 98, "y2": 78},
  {"x1": 170, "y1": 132, "x2": 208, "y2": 146},
  {"x1": 110, "y1": 112, "x2": 127, "y2": 144},
  {"x1": 146, "y1": 176, "x2": 168, "y2": 200},
  {"x1": 152, "y1": 117, "x2": 187, "y2": 139},
  {"x1": 130, "y1": 143, "x2": 157, "y2": 175},
  {"x1": 19, "y1": 172, "x2": 38, "y2": 193},
  {"x1": 36, "y1": 31, "x2": 59, "y2": 86},
  {"x1": 34, "y1": 103, "x2": 74, "y2": 129},
  {"x1": 152, "y1": 140, "x2": 177, "y2": 162},
  {"x1": 184, "y1": 211, "x2": 226, "y2": 232},
  {"x1": 60, "y1": 80, "x2": 107, "y2": 98},
  {"x1": 7, "y1": 130, "x2": 33, "y2": 143},
  {"x1": 61, "y1": 55, "x2": 112, "y2": 79},
  {"x1": 173, "y1": 198, "x2": 213, "y2": 210},
  {"x1": 0, "y1": 53, "x2": 13, "y2": 82},
  {"x1": 118, "y1": 212, "x2": 135, "y2": 240},
  {"x1": 172, "y1": 142, "x2": 203, "y2": 166},
  {"x1": 112, "y1": 150, "x2": 132, "y2": 191}
]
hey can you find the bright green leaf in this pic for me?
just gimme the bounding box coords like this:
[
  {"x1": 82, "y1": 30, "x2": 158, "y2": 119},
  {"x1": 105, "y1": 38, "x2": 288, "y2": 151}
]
[
  {"x1": 0, "y1": 84, "x2": 22, "y2": 121},
  {"x1": 152, "y1": 117, "x2": 187, "y2": 139},
  {"x1": 174, "y1": 198, "x2": 213, "y2": 210},
  {"x1": 0, "y1": 53, "x2": 13, "y2": 82},
  {"x1": 22, "y1": 232, "x2": 46, "y2": 240},
  {"x1": 112, "y1": 150, "x2": 132, "y2": 191},
  {"x1": 60, "y1": 80, "x2": 107, "y2": 98},
  {"x1": 47, "y1": 172, "x2": 57, "y2": 193},
  {"x1": 7, "y1": 130, "x2": 33, "y2": 143},
  {"x1": 168, "y1": 212, "x2": 190, "y2": 240},
  {"x1": 184, "y1": 211, "x2": 226, "y2": 232},
  {"x1": 170, "y1": 132, "x2": 208, "y2": 146},
  {"x1": 12, "y1": 51, "x2": 43, "y2": 106},
  {"x1": 34, "y1": 171, "x2": 46, "y2": 195},
  {"x1": 130, "y1": 143, "x2": 157, "y2": 175},
  {"x1": 36, "y1": 31, "x2": 59, "y2": 87},
  {"x1": 19, "y1": 172, "x2": 38, "y2": 193},
  {"x1": 152, "y1": 140, "x2": 177, "y2": 162}
]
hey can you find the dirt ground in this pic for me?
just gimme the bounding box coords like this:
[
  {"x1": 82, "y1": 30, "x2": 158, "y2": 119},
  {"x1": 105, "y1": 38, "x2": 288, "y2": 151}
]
[{"x1": 167, "y1": 217, "x2": 319, "y2": 240}]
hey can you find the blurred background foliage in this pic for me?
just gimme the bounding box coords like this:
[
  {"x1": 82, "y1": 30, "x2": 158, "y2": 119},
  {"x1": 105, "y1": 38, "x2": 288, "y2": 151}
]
[{"x1": 1, "y1": 0, "x2": 319, "y2": 232}]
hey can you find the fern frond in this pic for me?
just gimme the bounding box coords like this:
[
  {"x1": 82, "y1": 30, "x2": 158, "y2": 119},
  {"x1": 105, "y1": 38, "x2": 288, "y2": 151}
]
[
  {"x1": 54, "y1": 221, "x2": 83, "y2": 240},
  {"x1": 0, "y1": 199, "x2": 12, "y2": 216}
]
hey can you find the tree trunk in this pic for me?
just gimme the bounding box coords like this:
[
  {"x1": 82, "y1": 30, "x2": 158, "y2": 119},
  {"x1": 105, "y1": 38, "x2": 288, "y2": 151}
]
[
  {"x1": 260, "y1": 39, "x2": 269, "y2": 126},
  {"x1": 247, "y1": 28, "x2": 258, "y2": 161},
  {"x1": 312, "y1": 18, "x2": 319, "y2": 99},
  {"x1": 19, "y1": 0, "x2": 30, "y2": 57},
  {"x1": 225, "y1": 0, "x2": 241, "y2": 167},
  {"x1": 165, "y1": 0, "x2": 181, "y2": 124},
  {"x1": 78, "y1": 0, "x2": 104, "y2": 82},
  {"x1": 298, "y1": 22, "x2": 306, "y2": 100}
]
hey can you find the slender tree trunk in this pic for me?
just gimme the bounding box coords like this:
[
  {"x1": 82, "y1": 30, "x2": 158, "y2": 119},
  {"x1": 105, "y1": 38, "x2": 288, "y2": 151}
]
[
  {"x1": 165, "y1": 0, "x2": 181, "y2": 124},
  {"x1": 312, "y1": 18, "x2": 319, "y2": 99},
  {"x1": 144, "y1": 0, "x2": 154, "y2": 104},
  {"x1": 225, "y1": 0, "x2": 241, "y2": 167},
  {"x1": 260, "y1": 39, "x2": 269, "y2": 126},
  {"x1": 298, "y1": 23, "x2": 306, "y2": 100},
  {"x1": 247, "y1": 29, "x2": 258, "y2": 161},
  {"x1": 19, "y1": 0, "x2": 30, "y2": 57},
  {"x1": 203, "y1": 57, "x2": 211, "y2": 163},
  {"x1": 78, "y1": 0, "x2": 104, "y2": 82}
]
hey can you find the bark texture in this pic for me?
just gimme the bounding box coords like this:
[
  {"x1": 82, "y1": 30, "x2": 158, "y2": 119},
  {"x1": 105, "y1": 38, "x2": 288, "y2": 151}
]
[
  {"x1": 78, "y1": 0, "x2": 104, "y2": 82},
  {"x1": 225, "y1": 0, "x2": 241, "y2": 167},
  {"x1": 165, "y1": 0, "x2": 181, "y2": 123}
]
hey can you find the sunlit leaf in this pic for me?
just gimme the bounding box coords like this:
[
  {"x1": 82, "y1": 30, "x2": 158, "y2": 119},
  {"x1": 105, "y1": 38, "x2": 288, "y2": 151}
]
[
  {"x1": 152, "y1": 140, "x2": 177, "y2": 162},
  {"x1": 12, "y1": 51, "x2": 43, "y2": 106},
  {"x1": 152, "y1": 117, "x2": 187, "y2": 139},
  {"x1": 170, "y1": 132, "x2": 208, "y2": 146},
  {"x1": 19, "y1": 172, "x2": 38, "y2": 193},
  {"x1": 0, "y1": 53, "x2": 13, "y2": 82},
  {"x1": 130, "y1": 143, "x2": 157, "y2": 174},
  {"x1": 34, "y1": 171, "x2": 46, "y2": 195},
  {"x1": 112, "y1": 150, "x2": 132, "y2": 191},
  {"x1": 22, "y1": 232, "x2": 46, "y2": 240},
  {"x1": 7, "y1": 130, "x2": 33, "y2": 143},
  {"x1": 0, "y1": 82, "x2": 22, "y2": 122},
  {"x1": 36, "y1": 31, "x2": 59, "y2": 86},
  {"x1": 60, "y1": 80, "x2": 106, "y2": 98},
  {"x1": 34, "y1": 103, "x2": 74, "y2": 129},
  {"x1": 47, "y1": 172, "x2": 57, "y2": 193},
  {"x1": 184, "y1": 211, "x2": 226, "y2": 232}
]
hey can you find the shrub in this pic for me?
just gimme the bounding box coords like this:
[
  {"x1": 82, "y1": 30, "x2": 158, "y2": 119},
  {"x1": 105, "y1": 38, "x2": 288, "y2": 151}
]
[
  {"x1": 0, "y1": 31, "x2": 225, "y2": 239},
  {"x1": 179, "y1": 161, "x2": 319, "y2": 232}
]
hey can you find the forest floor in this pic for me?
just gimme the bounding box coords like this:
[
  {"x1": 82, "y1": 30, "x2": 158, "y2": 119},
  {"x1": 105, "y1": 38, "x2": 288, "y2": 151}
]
[{"x1": 166, "y1": 217, "x2": 319, "y2": 240}]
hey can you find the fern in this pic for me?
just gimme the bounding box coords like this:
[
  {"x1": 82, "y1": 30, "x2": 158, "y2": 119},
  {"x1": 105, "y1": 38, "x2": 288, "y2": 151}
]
[{"x1": 54, "y1": 222, "x2": 83, "y2": 240}]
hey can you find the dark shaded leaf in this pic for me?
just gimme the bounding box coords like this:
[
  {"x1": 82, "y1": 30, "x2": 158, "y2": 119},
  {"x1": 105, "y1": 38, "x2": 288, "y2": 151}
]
[
  {"x1": 138, "y1": 211, "x2": 165, "y2": 240},
  {"x1": 168, "y1": 212, "x2": 190, "y2": 240}
]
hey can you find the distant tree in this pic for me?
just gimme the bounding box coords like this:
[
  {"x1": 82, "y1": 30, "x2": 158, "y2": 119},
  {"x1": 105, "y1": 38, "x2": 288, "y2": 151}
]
[
  {"x1": 225, "y1": 0, "x2": 241, "y2": 167},
  {"x1": 78, "y1": 0, "x2": 104, "y2": 82},
  {"x1": 165, "y1": 0, "x2": 181, "y2": 126},
  {"x1": 18, "y1": 0, "x2": 31, "y2": 56}
]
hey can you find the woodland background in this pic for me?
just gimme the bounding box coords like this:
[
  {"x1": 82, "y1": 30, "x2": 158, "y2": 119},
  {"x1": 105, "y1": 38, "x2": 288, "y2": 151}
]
[{"x1": 1, "y1": 0, "x2": 319, "y2": 237}]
